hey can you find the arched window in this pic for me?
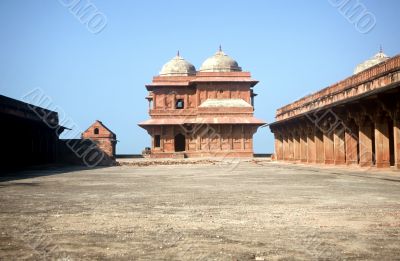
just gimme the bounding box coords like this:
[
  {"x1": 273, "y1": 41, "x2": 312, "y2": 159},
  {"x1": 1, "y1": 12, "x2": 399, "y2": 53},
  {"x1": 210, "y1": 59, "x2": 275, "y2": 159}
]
[
  {"x1": 94, "y1": 128, "x2": 99, "y2": 135},
  {"x1": 175, "y1": 99, "x2": 184, "y2": 109}
]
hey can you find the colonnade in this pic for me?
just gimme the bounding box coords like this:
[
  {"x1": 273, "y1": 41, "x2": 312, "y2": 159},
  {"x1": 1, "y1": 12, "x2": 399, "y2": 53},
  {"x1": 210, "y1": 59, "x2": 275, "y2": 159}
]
[{"x1": 271, "y1": 99, "x2": 400, "y2": 169}]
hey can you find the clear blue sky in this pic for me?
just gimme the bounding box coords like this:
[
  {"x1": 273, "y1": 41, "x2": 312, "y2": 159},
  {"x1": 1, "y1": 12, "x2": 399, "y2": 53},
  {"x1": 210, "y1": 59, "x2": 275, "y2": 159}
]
[{"x1": 1, "y1": 0, "x2": 399, "y2": 154}]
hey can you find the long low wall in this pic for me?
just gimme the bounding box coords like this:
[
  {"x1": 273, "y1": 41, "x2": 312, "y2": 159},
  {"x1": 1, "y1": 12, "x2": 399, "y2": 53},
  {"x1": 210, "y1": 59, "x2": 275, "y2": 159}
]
[{"x1": 58, "y1": 139, "x2": 115, "y2": 166}]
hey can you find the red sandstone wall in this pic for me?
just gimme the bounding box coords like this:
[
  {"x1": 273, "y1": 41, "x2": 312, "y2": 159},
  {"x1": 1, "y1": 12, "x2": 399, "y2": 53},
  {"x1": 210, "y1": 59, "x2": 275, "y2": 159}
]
[
  {"x1": 82, "y1": 121, "x2": 116, "y2": 158},
  {"x1": 151, "y1": 83, "x2": 252, "y2": 111},
  {"x1": 148, "y1": 124, "x2": 255, "y2": 154},
  {"x1": 197, "y1": 83, "x2": 251, "y2": 105}
]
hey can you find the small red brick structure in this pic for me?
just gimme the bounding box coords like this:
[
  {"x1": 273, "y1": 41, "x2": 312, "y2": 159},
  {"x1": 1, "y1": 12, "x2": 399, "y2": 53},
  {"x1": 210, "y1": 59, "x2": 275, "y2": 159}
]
[
  {"x1": 82, "y1": 120, "x2": 117, "y2": 159},
  {"x1": 139, "y1": 48, "x2": 265, "y2": 158},
  {"x1": 269, "y1": 50, "x2": 400, "y2": 169}
]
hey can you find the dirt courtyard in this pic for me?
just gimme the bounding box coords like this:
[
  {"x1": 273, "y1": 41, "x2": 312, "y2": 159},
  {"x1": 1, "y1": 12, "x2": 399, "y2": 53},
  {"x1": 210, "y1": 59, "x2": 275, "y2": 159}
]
[{"x1": 0, "y1": 160, "x2": 400, "y2": 260}]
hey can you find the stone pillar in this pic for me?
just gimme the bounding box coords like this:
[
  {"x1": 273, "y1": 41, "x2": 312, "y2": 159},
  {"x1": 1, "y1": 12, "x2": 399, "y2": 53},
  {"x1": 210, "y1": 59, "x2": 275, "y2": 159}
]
[
  {"x1": 358, "y1": 119, "x2": 373, "y2": 167},
  {"x1": 300, "y1": 130, "x2": 308, "y2": 163},
  {"x1": 345, "y1": 124, "x2": 358, "y2": 165},
  {"x1": 334, "y1": 126, "x2": 346, "y2": 165},
  {"x1": 307, "y1": 127, "x2": 316, "y2": 164},
  {"x1": 161, "y1": 127, "x2": 165, "y2": 152},
  {"x1": 315, "y1": 129, "x2": 324, "y2": 164},
  {"x1": 172, "y1": 93, "x2": 176, "y2": 109},
  {"x1": 375, "y1": 117, "x2": 390, "y2": 168},
  {"x1": 293, "y1": 132, "x2": 301, "y2": 162},
  {"x1": 274, "y1": 133, "x2": 283, "y2": 161},
  {"x1": 394, "y1": 115, "x2": 400, "y2": 169},
  {"x1": 283, "y1": 133, "x2": 289, "y2": 161},
  {"x1": 218, "y1": 125, "x2": 222, "y2": 150},
  {"x1": 323, "y1": 131, "x2": 334, "y2": 164},
  {"x1": 288, "y1": 133, "x2": 294, "y2": 161},
  {"x1": 196, "y1": 131, "x2": 201, "y2": 151},
  {"x1": 196, "y1": 90, "x2": 199, "y2": 107}
]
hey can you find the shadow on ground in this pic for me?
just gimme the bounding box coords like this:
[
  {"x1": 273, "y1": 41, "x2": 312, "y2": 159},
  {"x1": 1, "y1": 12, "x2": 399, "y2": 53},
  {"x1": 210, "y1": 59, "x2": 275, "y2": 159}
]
[{"x1": 0, "y1": 165, "x2": 113, "y2": 183}]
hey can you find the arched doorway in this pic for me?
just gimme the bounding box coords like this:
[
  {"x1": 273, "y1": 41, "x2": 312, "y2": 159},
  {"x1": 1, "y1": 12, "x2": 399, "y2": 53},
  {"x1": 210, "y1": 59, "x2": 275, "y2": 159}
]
[{"x1": 174, "y1": 133, "x2": 186, "y2": 152}]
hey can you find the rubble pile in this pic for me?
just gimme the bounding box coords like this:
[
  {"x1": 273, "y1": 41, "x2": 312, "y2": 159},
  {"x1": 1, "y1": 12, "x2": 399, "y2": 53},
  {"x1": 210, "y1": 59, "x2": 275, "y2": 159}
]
[{"x1": 117, "y1": 159, "x2": 220, "y2": 167}]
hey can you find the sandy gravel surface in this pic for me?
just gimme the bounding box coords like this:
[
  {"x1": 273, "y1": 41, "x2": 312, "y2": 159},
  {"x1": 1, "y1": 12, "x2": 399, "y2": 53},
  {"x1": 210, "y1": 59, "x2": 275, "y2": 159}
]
[{"x1": 0, "y1": 161, "x2": 399, "y2": 260}]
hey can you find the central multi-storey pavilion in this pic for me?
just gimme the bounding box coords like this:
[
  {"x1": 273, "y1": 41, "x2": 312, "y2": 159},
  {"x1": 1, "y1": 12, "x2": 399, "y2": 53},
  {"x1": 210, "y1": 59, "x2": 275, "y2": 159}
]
[{"x1": 139, "y1": 48, "x2": 265, "y2": 158}]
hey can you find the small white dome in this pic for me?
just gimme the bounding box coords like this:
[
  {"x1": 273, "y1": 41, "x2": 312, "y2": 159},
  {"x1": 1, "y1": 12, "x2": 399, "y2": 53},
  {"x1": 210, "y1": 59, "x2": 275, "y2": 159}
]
[
  {"x1": 159, "y1": 53, "x2": 196, "y2": 76},
  {"x1": 354, "y1": 49, "x2": 390, "y2": 74},
  {"x1": 200, "y1": 48, "x2": 242, "y2": 72}
]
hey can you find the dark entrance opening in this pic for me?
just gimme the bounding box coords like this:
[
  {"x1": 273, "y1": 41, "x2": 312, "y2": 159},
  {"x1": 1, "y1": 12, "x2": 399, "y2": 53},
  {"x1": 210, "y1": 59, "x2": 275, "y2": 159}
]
[
  {"x1": 356, "y1": 134, "x2": 360, "y2": 164},
  {"x1": 154, "y1": 135, "x2": 161, "y2": 148},
  {"x1": 371, "y1": 122, "x2": 376, "y2": 165},
  {"x1": 174, "y1": 133, "x2": 185, "y2": 152}
]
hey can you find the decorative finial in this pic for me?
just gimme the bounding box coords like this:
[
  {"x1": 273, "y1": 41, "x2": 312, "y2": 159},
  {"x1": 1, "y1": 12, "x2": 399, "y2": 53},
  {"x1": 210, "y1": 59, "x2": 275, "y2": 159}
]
[
  {"x1": 219, "y1": 45, "x2": 222, "y2": 52},
  {"x1": 379, "y1": 45, "x2": 383, "y2": 53},
  {"x1": 177, "y1": 50, "x2": 180, "y2": 57}
]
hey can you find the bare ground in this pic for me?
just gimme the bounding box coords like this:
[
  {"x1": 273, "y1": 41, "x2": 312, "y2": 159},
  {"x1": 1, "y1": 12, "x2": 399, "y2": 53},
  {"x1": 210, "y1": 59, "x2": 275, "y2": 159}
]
[{"x1": 0, "y1": 160, "x2": 399, "y2": 260}]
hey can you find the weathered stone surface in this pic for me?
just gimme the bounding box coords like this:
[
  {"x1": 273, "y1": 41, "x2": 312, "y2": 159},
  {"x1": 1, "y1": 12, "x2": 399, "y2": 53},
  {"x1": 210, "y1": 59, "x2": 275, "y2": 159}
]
[{"x1": 1, "y1": 162, "x2": 400, "y2": 260}]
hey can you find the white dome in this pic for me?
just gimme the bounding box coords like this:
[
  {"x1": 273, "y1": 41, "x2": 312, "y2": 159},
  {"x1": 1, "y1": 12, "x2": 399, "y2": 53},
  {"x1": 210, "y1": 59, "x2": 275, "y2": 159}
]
[
  {"x1": 354, "y1": 49, "x2": 390, "y2": 74},
  {"x1": 159, "y1": 53, "x2": 196, "y2": 76},
  {"x1": 199, "y1": 48, "x2": 242, "y2": 72}
]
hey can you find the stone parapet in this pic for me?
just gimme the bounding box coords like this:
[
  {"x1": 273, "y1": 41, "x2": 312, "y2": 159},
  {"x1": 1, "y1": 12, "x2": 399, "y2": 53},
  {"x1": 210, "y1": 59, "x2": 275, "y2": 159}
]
[{"x1": 276, "y1": 55, "x2": 400, "y2": 122}]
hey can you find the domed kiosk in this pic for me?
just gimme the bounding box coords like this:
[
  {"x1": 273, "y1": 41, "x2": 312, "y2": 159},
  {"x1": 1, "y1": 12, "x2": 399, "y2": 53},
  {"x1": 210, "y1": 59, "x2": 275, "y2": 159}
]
[
  {"x1": 199, "y1": 46, "x2": 242, "y2": 72},
  {"x1": 354, "y1": 48, "x2": 390, "y2": 74},
  {"x1": 159, "y1": 52, "x2": 196, "y2": 76}
]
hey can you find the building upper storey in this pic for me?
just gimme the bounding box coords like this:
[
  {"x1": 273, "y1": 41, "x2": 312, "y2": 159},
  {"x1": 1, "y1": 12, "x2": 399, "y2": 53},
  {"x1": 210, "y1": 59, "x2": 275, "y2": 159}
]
[{"x1": 144, "y1": 48, "x2": 260, "y2": 116}]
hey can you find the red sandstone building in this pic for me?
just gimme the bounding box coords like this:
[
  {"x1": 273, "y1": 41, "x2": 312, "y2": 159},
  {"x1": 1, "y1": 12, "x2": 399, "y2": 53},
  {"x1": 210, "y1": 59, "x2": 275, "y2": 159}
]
[
  {"x1": 270, "y1": 50, "x2": 400, "y2": 169},
  {"x1": 139, "y1": 48, "x2": 265, "y2": 158},
  {"x1": 82, "y1": 120, "x2": 117, "y2": 159},
  {"x1": 59, "y1": 120, "x2": 117, "y2": 166}
]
